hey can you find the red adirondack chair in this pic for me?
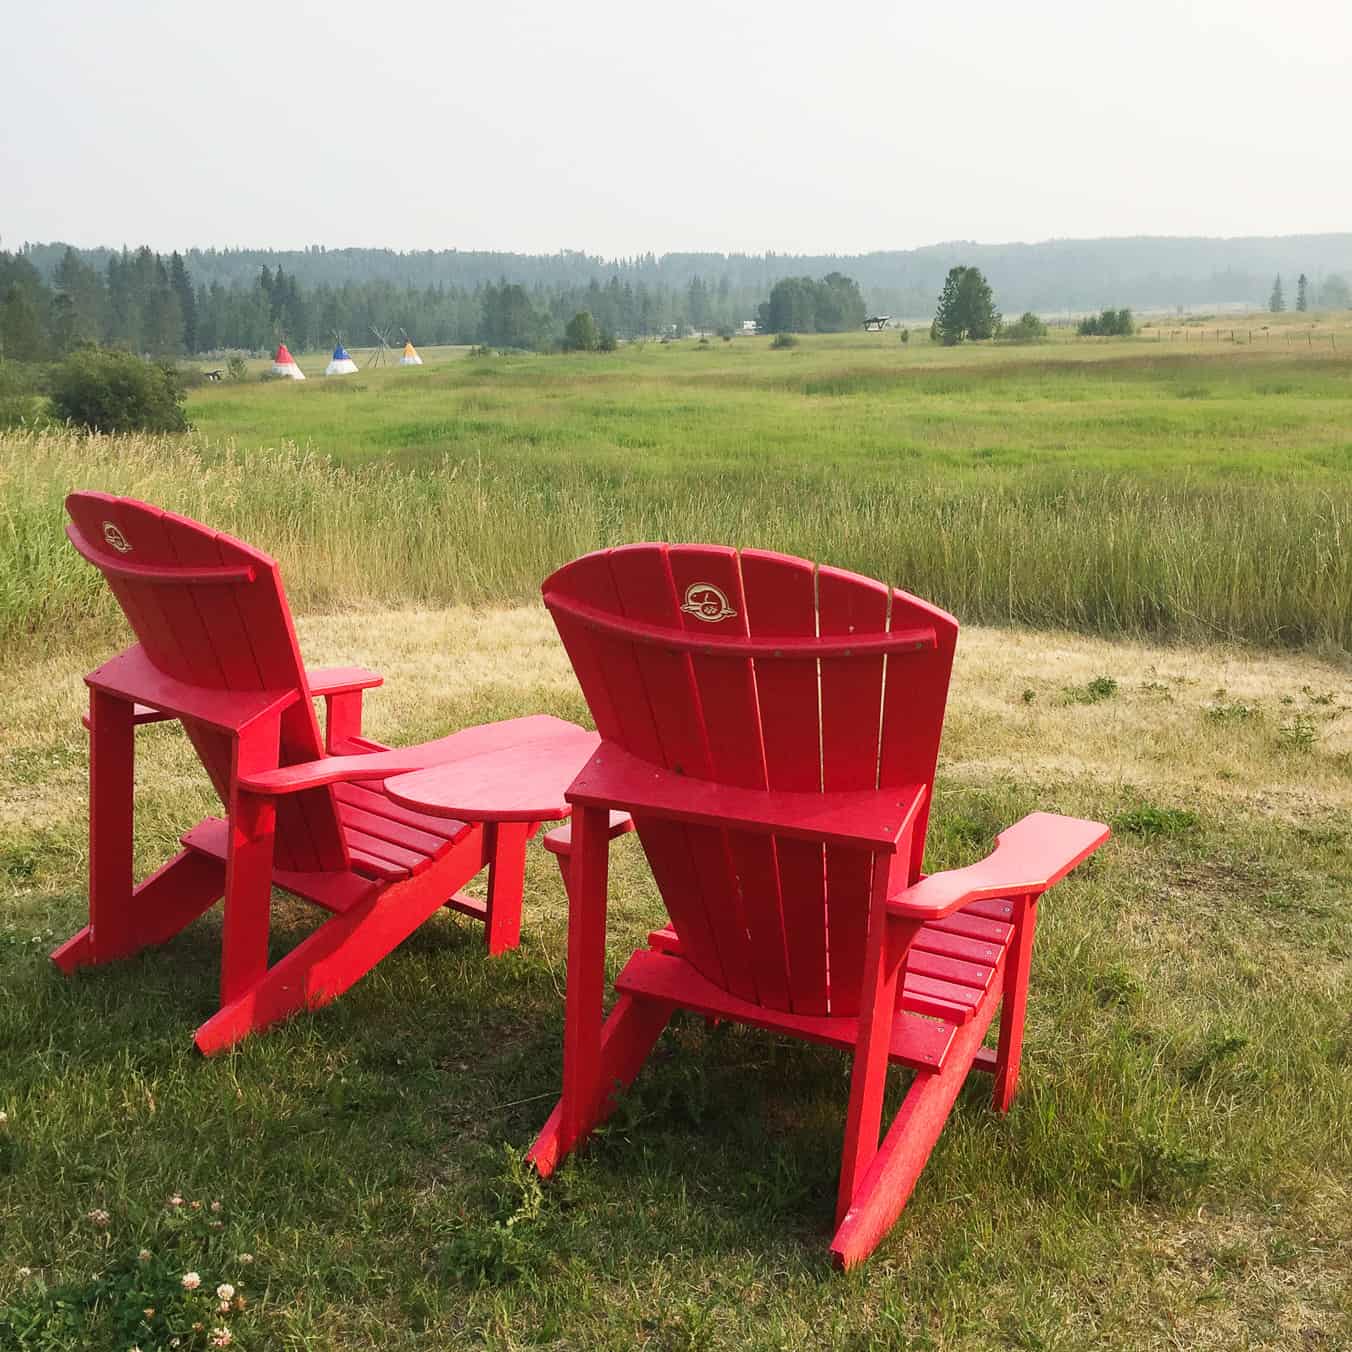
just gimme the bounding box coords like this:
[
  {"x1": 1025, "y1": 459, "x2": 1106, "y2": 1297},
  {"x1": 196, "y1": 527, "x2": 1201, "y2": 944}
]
[
  {"x1": 53, "y1": 491, "x2": 587, "y2": 1054},
  {"x1": 528, "y1": 544, "x2": 1109, "y2": 1267}
]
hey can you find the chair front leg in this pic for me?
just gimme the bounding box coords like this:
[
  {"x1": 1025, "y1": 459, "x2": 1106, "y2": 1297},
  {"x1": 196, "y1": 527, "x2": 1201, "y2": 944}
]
[
  {"x1": 87, "y1": 688, "x2": 137, "y2": 962},
  {"x1": 220, "y1": 716, "x2": 281, "y2": 1011},
  {"x1": 992, "y1": 892, "x2": 1037, "y2": 1112},
  {"x1": 838, "y1": 862, "x2": 921, "y2": 1226},
  {"x1": 323, "y1": 691, "x2": 364, "y2": 754},
  {"x1": 558, "y1": 803, "x2": 611, "y2": 1157}
]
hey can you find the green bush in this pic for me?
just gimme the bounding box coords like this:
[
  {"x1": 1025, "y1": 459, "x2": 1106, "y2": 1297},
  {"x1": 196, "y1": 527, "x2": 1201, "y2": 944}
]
[
  {"x1": 226, "y1": 355, "x2": 249, "y2": 382},
  {"x1": 770, "y1": 332, "x2": 798, "y2": 349},
  {"x1": 1078, "y1": 308, "x2": 1135, "y2": 337},
  {"x1": 999, "y1": 312, "x2": 1049, "y2": 343},
  {"x1": 49, "y1": 348, "x2": 188, "y2": 434}
]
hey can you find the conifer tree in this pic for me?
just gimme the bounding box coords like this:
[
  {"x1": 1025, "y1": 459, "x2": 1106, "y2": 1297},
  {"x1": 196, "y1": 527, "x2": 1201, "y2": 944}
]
[
  {"x1": 1268, "y1": 275, "x2": 1285, "y2": 312},
  {"x1": 1295, "y1": 273, "x2": 1309, "y2": 312}
]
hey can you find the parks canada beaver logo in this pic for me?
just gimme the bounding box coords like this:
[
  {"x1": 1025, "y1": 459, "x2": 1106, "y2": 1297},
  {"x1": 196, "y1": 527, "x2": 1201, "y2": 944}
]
[
  {"x1": 101, "y1": 522, "x2": 132, "y2": 554},
  {"x1": 679, "y1": 582, "x2": 736, "y2": 623}
]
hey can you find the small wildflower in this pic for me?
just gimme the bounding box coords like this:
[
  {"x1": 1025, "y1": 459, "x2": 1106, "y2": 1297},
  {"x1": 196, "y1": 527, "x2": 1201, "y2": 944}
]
[
  {"x1": 218, "y1": 1300, "x2": 231, "y2": 1313},
  {"x1": 17, "y1": 1266, "x2": 32, "y2": 1279},
  {"x1": 171, "y1": 1341, "x2": 181, "y2": 1348},
  {"x1": 138, "y1": 1249, "x2": 152, "y2": 1263},
  {"x1": 168, "y1": 1194, "x2": 184, "y2": 1208},
  {"x1": 0, "y1": 1110, "x2": 8, "y2": 1125},
  {"x1": 209, "y1": 1220, "x2": 224, "y2": 1230},
  {"x1": 190, "y1": 1200, "x2": 202, "y2": 1211},
  {"x1": 210, "y1": 1200, "x2": 222, "y2": 1213},
  {"x1": 192, "y1": 1324, "x2": 204, "y2": 1333},
  {"x1": 209, "y1": 1328, "x2": 233, "y2": 1348},
  {"x1": 238, "y1": 1252, "x2": 254, "y2": 1264},
  {"x1": 233, "y1": 1296, "x2": 247, "y2": 1311},
  {"x1": 143, "y1": 1307, "x2": 155, "y2": 1319},
  {"x1": 87, "y1": 1208, "x2": 110, "y2": 1227},
  {"x1": 180, "y1": 1271, "x2": 201, "y2": 1290},
  {"x1": 216, "y1": 1283, "x2": 235, "y2": 1301}
]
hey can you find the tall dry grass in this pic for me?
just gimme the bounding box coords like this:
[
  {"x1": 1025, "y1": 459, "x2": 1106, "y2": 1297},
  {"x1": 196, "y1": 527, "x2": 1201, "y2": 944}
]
[{"x1": 3, "y1": 426, "x2": 1348, "y2": 654}]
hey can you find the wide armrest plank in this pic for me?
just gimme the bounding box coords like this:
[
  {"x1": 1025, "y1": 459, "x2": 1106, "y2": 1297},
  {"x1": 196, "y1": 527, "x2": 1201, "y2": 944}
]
[
  {"x1": 307, "y1": 666, "x2": 384, "y2": 697},
  {"x1": 888, "y1": 812, "x2": 1110, "y2": 920},
  {"x1": 567, "y1": 742, "x2": 926, "y2": 853},
  {"x1": 87, "y1": 645, "x2": 298, "y2": 732}
]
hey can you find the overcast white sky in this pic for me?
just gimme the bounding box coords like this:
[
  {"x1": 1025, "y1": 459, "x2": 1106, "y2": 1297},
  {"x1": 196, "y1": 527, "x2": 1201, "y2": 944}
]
[{"x1": 3, "y1": 0, "x2": 1349, "y2": 257}]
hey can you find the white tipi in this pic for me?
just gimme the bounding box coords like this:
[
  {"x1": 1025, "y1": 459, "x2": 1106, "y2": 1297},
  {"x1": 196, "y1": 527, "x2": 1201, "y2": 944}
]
[
  {"x1": 325, "y1": 342, "x2": 359, "y2": 376},
  {"x1": 399, "y1": 339, "x2": 423, "y2": 366},
  {"x1": 271, "y1": 343, "x2": 305, "y2": 380}
]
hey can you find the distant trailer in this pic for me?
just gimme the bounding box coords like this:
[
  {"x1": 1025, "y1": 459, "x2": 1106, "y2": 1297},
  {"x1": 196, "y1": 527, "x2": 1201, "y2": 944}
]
[{"x1": 863, "y1": 315, "x2": 892, "y2": 331}]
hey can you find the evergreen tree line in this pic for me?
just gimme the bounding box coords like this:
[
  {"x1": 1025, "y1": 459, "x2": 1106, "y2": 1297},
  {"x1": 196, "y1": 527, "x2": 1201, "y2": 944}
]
[
  {"x1": 0, "y1": 247, "x2": 798, "y2": 360},
  {"x1": 20, "y1": 235, "x2": 1352, "y2": 317}
]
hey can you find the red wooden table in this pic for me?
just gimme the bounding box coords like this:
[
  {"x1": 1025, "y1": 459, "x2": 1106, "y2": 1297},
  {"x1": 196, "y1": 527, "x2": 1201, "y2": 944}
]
[{"x1": 385, "y1": 718, "x2": 601, "y2": 947}]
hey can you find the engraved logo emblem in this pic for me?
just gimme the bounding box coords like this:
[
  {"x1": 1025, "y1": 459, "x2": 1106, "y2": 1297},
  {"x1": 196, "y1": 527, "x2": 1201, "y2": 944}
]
[
  {"x1": 680, "y1": 582, "x2": 736, "y2": 623},
  {"x1": 102, "y1": 521, "x2": 132, "y2": 553}
]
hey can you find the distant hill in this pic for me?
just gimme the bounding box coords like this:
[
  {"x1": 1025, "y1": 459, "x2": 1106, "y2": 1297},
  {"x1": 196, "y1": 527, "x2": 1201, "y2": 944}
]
[{"x1": 19, "y1": 233, "x2": 1352, "y2": 316}]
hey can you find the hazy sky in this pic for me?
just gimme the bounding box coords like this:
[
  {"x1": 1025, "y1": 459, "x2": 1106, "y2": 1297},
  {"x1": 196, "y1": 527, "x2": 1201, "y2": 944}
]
[{"x1": 4, "y1": 0, "x2": 1349, "y2": 257}]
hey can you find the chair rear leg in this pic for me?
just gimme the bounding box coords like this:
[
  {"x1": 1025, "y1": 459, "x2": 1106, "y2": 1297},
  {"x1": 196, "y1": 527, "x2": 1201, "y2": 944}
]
[
  {"x1": 85, "y1": 689, "x2": 136, "y2": 963},
  {"x1": 528, "y1": 992, "x2": 673, "y2": 1176},
  {"x1": 991, "y1": 894, "x2": 1037, "y2": 1113}
]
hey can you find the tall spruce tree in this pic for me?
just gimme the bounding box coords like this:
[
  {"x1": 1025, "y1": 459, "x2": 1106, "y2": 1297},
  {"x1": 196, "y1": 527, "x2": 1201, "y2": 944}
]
[
  {"x1": 1295, "y1": 273, "x2": 1309, "y2": 312},
  {"x1": 1268, "y1": 274, "x2": 1285, "y2": 312},
  {"x1": 931, "y1": 266, "x2": 1000, "y2": 345},
  {"x1": 170, "y1": 252, "x2": 197, "y2": 351}
]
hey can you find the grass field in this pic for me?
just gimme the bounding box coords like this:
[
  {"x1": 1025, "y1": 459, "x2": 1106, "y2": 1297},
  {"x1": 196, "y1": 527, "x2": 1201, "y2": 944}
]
[
  {"x1": 2, "y1": 320, "x2": 1350, "y2": 1348},
  {"x1": 4, "y1": 322, "x2": 1352, "y2": 654},
  {"x1": 2, "y1": 609, "x2": 1349, "y2": 1349}
]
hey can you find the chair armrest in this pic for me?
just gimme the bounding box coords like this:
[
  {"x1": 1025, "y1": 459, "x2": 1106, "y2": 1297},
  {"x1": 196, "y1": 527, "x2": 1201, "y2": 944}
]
[
  {"x1": 306, "y1": 666, "x2": 384, "y2": 697},
  {"x1": 566, "y1": 741, "x2": 926, "y2": 853},
  {"x1": 886, "y1": 812, "x2": 1109, "y2": 920}
]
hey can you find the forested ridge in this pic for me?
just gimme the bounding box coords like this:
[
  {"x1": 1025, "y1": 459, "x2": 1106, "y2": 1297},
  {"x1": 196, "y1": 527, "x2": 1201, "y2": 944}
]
[{"x1": 4, "y1": 233, "x2": 1351, "y2": 357}]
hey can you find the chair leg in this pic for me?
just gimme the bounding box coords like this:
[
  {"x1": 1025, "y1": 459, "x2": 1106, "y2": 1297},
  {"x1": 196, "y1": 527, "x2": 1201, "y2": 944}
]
[
  {"x1": 837, "y1": 907, "x2": 917, "y2": 1227},
  {"x1": 195, "y1": 824, "x2": 490, "y2": 1055},
  {"x1": 991, "y1": 894, "x2": 1036, "y2": 1113},
  {"x1": 528, "y1": 991, "x2": 673, "y2": 1176},
  {"x1": 831, "y1": 975, "x2": 1002, "y2": 1269},
  {"x1": 86, "y1": 689, "x2": 136, "y2": 963},
  {"x1": 484, "y1": 821, "x2": 530, "y2": 955}
]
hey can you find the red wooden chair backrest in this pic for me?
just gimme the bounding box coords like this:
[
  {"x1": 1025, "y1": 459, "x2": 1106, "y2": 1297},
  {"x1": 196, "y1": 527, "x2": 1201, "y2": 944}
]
[
  {"x1": 66, "y1": 491, "x2": 347, "y2": 875},
  {"x1": 544, "y1": 544, "x2": 958, "y2": 1018}
]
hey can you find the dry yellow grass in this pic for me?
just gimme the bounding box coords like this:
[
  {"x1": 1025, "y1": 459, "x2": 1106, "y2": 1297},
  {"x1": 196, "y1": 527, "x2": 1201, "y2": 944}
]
[{"x1": 5, "y1": 605, "x2": 1346, "y2": 839}]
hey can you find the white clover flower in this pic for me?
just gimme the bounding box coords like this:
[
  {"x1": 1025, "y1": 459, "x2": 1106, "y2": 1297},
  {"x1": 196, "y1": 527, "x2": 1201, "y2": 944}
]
[
  {"x1": 138, "y1": 1249, "x2": 152, "y2": 1263},
  {"x1": 180, "y1": 1271, "x2": 201, "y2": 1290},
  {"x1": 87, "y1": 1208, "x2": 110, "y2": 1227},
  {"x1": 168, "y1": 1194, "x2": 184, "y2": 1208},
  {"x1": 210, "y1": 1200, "x2": 222, "y2": 1213},
  {"x1": 216, "y1": 1283, "x2": 235, "y2": 1301},
  {"x1": 237, "y1": 1253, "x2": 254, "y2": 1264},
  {"x1": 17, "y1": 1266, "x2": 32, "y2": 1279},
  {"x1": 209, "y1": 1328, "x2": 233, "y2": 1348}
]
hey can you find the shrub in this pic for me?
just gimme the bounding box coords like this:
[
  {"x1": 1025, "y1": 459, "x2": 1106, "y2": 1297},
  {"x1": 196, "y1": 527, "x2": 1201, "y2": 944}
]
[
  {"x1": 770, "y1": 332, "x2": 798, "y2": 349},
  {"x1": 226, "y1": 355, "x2": 249, "y2": 382},
  {"x1": 898, "y1": 327, "x2": 910, "y2": 344},
  {"x1": 49, "y1": 348, "x2": 188, "y2": 433},
  {"x1": 999, "y1": 312, "x2": 1048, "y2": 343},
  {"x1": 596, "y1": 329, "x2": 617, "y2": 353},
  {"x1": 1078, "y1": 308, "x2": 1135, "y2": 337}
]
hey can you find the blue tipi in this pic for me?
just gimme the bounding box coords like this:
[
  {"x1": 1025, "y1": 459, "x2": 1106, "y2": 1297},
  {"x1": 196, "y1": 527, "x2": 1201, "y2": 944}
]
[{"x1": 325, "y1": 342, "x2": 359, "y2": 376}]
